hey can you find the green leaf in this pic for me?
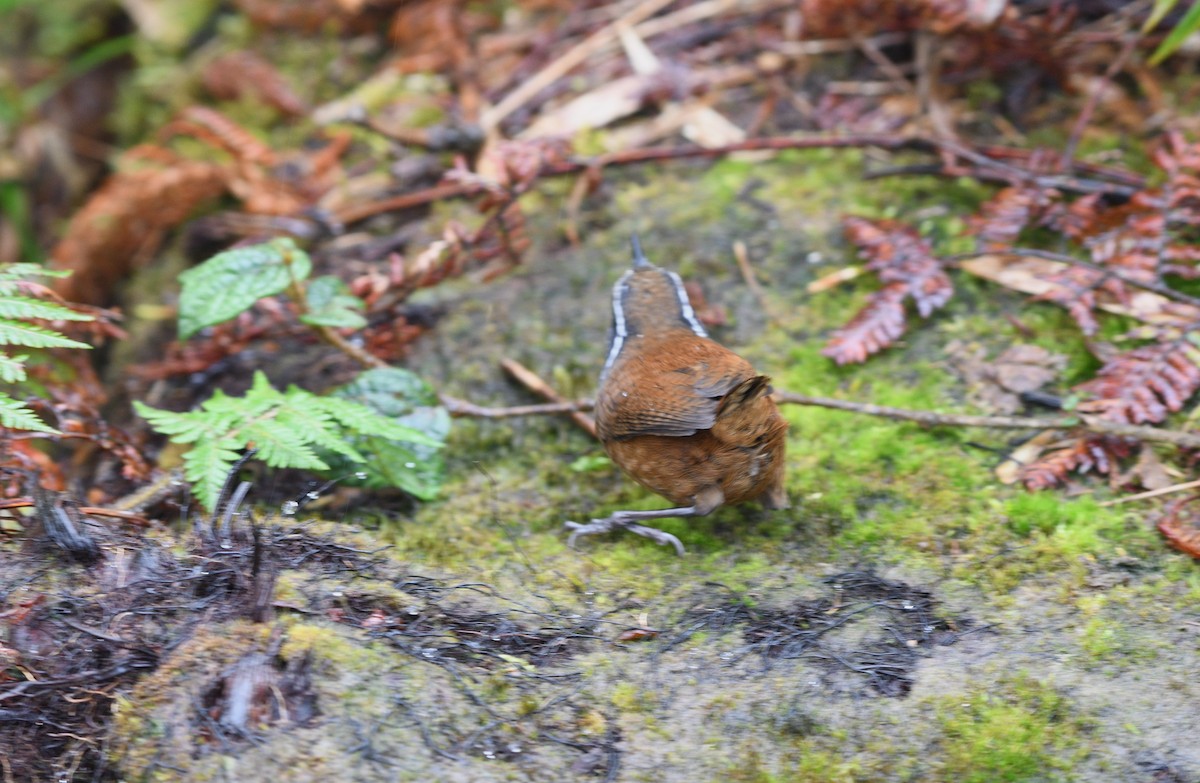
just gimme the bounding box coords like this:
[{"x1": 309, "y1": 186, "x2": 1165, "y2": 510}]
[
  {"x1": 1144, "y1": 0, "x2": 1182, "y2": 33},
  {"x1": 138, "y1": 368, "x2": 448, "y2": 510},
  {"x1": 0, "y1": 264, "x2": 71, "y2": 283},
  {"x1": 0, "y1": 353, "x2": 27, "y2": 383},
  {"x1": 183, "y1": 436, "x2": 245, "y2": 512},
  {"x1": 1149, "y1": 0, "x2": 1200, "y2": 64},
  {"x1": 240, "y1": 419, "x2": 330, "y2": 470},
  {"x1": 0, "y1": 392, "x2": 56, "y2": 433},
  {"x1": 177, "y1": 238, "x2": 312, "y2": 339},
  {"x1": 330, "y1": 368, "x2": 450, "y2": 501},
  {"x1": 0, "y1": 263, "x2": 92, "y2": 433},
  {"x1": 0, "y1": 318, "x2": 91, "y2": 349},
  {"x1": 299, "y1": 276, "x2": 367, "y2": 329},
  {"x1": 570, "y1": 454, "x2": 612, "y2": 473},
  {"x1": 273, "y1": 398, "x2": 365, "y2": 462},
  {"x1": 133, "y1": 401, "x2": 232, "y2": 443},
  {"x1": 310, "y1": 394, "x2": 443, "y2": 447},
  {"x1": 0, "y1": 295, "x2": 93, "y2": 322}
]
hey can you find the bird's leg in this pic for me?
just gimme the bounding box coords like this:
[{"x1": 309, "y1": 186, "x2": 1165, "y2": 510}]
[{"x1": 565, "y1": 507, "x2": 695, "y2": 556}]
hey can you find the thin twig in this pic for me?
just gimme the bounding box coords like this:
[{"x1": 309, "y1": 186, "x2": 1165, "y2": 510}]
[
  {"x1": 732, "y1": 240, "x2": 780, "y2": 323},
  {"x1": 1099, "y1": 477, "x2": 1200, "y2": 507},
  {"x1": 440, "y1": 397, "x2": 594, "y2": 419},
  {"x1": 482, "y1": 0, "x2": 679, "y2": 129},
  {"x1": 332, "y1": 183, "x2": 476, "y2": 226},
  {"x1": 1060, "y1": 34, "x2": 1139, "y2": 171},
  {"x1": 949, "y1": 248, "x2": 1200, "y2": 310},
  {"x1": 435, "y1": 386, "x2": 1200, "y2": 449},
  {"x1": 315, "y1": 324, "x2": 388, "y2": 369},
  {"x1": 500, "y1": 358, "x2": 597, "y2": 438},
  {"x1": 772, "y1": 391, "x2": 1200, "y2": 449},
  {"x1": 336, "y1": 134, "x2": 1143, "y2": 226}
]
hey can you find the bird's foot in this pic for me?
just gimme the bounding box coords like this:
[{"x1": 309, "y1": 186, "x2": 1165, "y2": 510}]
[{"x1": 564, "y1": 513, "x2": 686, "y2": 556}]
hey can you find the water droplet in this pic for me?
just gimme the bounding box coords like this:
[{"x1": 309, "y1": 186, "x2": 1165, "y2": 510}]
[{"x1": 281, "y1": 500, "x2": 299, "y2": 516}]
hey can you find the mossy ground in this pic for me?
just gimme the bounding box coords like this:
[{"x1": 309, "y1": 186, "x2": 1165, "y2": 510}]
[
  {"x1": 65, "y1": 143, "x2": 1200, "y2": 783},
  {"x1": 343, "y1": 149, "x2": 1197, "y2": 780}
]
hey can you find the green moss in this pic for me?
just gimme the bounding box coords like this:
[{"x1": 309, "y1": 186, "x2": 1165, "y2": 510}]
[
  {"x1": 934, "y1": 676, "x2": 1087, "y2": 782},
  {"x1": 611, "y1": 682, "x2": 653, "y2": 712}
]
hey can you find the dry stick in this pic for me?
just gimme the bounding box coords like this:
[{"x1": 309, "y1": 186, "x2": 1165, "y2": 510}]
[
  {"x1": 333, "y1": 183, "x2": 474, "y2": 226},
  {"x1": 501, "y1": 358, "x2": 598, "y2": 438},
  {"x1": 732, "y1": 240, "x2": 781, "y2": 323},
  {"x1": 1060, "y1": 34, "x2": 1139, "y2": 172},
  {"x1": 437, "y1": 388, "x2": 1200, "y2": 450},
  {"x1": 441, "y1": 398, "x2": 594, "y2": 419},
  {"x1": 482, "y1": 0, "x2": 679, "y2": 129},
  {"x1": 952, "y1": 248, "x2": 1200, "y2": 310},
  {"x1": 336, "y1": 134, "x2": 1142, "y2": 226},
  {"x1": 772, "y1": 391, "x2": 1200, "y2": 450},
  {"x1": 1099, "y1": 478, "x2": 1200, "y2": 507},
  {"x1": 0, "y1": 498, "x2": 151, "y2": 527},
  {"x1": 574, "y1": 136, "x2": 1140, "y2": 197}
]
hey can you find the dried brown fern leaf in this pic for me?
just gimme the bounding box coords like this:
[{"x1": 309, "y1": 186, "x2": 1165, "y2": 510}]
[
  {"x1": 1073, "y1": 340, "x2": 1200, "y2": 424},
  {"x1": 201, "y1": 51, "x2": 308, "y2": 117},
  {"x1": 822, "y1": 283, "x2": 908, "y2": 365},
  {"x1": 50, "y1": 149, "x2": 227, "y2": 305},
  {"x1": 823, "y1": 217, "x2": 952, "y2": 364},
  {"x1": 233, "y1": 0, "x2": 403, "y2": 33},
  {"x1": 161, "y1": 106, "x2": 277, "y2": 166},
  {"x1": 1020, "y1": 435, "x2": 1130, "y2": 491},
  {"x1": 970, "y1": 185, "x2": 1059, "y2": 251},
  {"x1": 1028, "y1": 265, "x2": 1112, "y2": 336},
  {"x1": 1158, "y1": 497, "x2": 1200, "y2": 559}
]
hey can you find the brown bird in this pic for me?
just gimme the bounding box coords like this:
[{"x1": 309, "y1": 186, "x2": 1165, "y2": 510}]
[{"x1": 566, "y1": 237, "x2": 788, "y2": 555}]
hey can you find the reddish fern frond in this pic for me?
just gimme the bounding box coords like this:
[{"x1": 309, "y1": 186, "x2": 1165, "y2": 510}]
[
  {"x1": 1020, "y1": 436, "x2": 1129, "y2": 490},
  {"x1": 1073, "y1": 341, "x2": 1200, "y2": 424},
  {"x1": 845, "y1": 216, "x2": 954, "y2": 316},
  {"x1": 970, "y1": 185, "x2": 1058, "y2": 250},
  {"x1": 1163, "y1": 244, "x2": 1200, "y2": 278},
  {"x1": 822, "y1": 283, "x2": 908, "y2": 365},
  {"x1": 1030, "y1": 266, "x2": 1110, "y2": 335},
  {"x1": 826, "y1": 218, "x2": 952, "y2": 363},
  {"x1": 1158, "y1": 497, "x2": 1200, "y2": 559},
  {"x1": 201, "y1": 51, "x2": 307, "y2": 117}
]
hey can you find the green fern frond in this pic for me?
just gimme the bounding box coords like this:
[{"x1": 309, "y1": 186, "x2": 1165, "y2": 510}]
[
  {"x1": 0, "y1": 295, "x2": 94, "y2": 322},
  {"x1": 0, "y1": 318, "x2": 91, "y2": 349},
  {"x1": 0, "y1": 392, "x2": 55, "y2": 433},
  {"x1": 240, "y1": 419, "x2": 329, "y2": 470},
  {"x1": 307, "y1": 394, "x2": 442, "y2": 447},
  {"x1": 0, "y1": 263, "x2": 94, "y2": 433},
  {"x1": 182, "y1": 437, "x2": 245, "y2": 508},
  {"x1": 0, "y1": 264, "x2": 71, "y2": 280},
  {"x1": 137, "y1": 370, "x2": 445, "y2": 511},
  {"x1": 0, "y1": 354, "x2": 27, "y2": 383}
]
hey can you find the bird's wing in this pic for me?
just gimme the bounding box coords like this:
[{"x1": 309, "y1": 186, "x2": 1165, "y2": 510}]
[{"x1": 596, "y1": 338, "x2": 755, "y2": 440}]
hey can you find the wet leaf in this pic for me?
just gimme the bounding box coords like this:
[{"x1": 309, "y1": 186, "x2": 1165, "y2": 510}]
[
  {"x1": 178, "y1": 238, "x2": 311, "y2": 339},
  {"x1": 299, "y1": 276, "x2": 367, "y2": 329},
  {"x1": 331, "y1": 368, "x2": 450, "y2": 501}
]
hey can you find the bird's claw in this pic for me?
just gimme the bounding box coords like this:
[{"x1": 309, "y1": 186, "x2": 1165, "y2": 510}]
[{"x1": 564, "y1": 517, "x2": 686, "y2": 556}]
